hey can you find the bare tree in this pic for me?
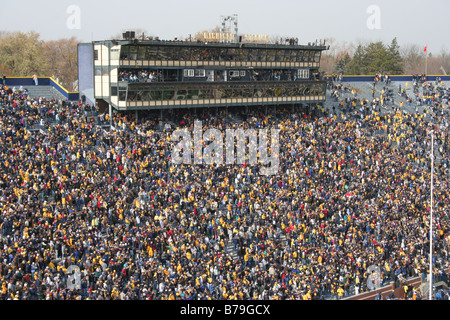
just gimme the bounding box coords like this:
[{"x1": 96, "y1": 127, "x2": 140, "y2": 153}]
[
  {"x1": 320, "y1": 39, "x2": 356, "y2": 74},
  {"x1": 43, "y1": 37, "x2": 80, "y2": 91},
  {"x1": 438, "y1": 47, "x2": 450, "y2": 75},
  {"x1": 400, "y1": 43, "x2": 426, "y2": 74}
]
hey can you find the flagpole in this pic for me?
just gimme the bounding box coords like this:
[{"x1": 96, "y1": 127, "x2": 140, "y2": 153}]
[{"x1": 429, "y1": 131, "x2": 434, "y2": 300}]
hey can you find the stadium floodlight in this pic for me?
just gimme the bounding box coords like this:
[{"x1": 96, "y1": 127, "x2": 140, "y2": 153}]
[{"x1": 220, "y1": 14, "x2": 239, "y2": 43}]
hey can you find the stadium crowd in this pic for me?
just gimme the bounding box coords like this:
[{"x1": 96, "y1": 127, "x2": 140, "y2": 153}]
[{"x1": 0, "y1": 76, "x2": 449, "y2": 300}]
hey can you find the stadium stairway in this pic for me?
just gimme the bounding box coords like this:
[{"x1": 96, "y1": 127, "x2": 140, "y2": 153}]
[
  {"x1": 24, "y1": 85, "x2": 67, "y2": 101},
  {"x1": 225, "y1": 240, "x2": 240, "y2": 261}
]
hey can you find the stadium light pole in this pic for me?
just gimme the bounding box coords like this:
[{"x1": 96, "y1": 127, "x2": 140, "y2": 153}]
[{"x1": 429, "y1": 131, "x2": 434, "y2": 300}]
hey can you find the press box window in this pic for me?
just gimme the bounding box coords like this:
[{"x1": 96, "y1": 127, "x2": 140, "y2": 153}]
[
  {"x1": 298, "y1": 69, "x2": 310, "y2": 79},
  {"x1": 184, "y1": 69, "x2": 194, "y2": 77},
  {"x1": 110, "y1": 49, "x2": 120, "y2": 61},
  {"x1": 195, "y1": 69, "x2": 206, "y2": 77},
  {"x1": 229, "y1": 70, "x2": 240, "y2": 78}
]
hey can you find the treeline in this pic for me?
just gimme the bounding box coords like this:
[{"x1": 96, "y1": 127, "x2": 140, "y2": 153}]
[
  {"x1": 1, "y1": 31, "x2": 449, "y2": 93},
  {"x1": 321, "y1": 37, "x2": 450, "y2": 76},
  {"x1": 0, "y1": 31, "x2": 79, "y2": 91}
]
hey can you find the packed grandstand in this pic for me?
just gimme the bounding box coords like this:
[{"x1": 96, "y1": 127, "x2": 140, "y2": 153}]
[{"x1": 0, "y1": 73, "x2": 449, "y2": 300}]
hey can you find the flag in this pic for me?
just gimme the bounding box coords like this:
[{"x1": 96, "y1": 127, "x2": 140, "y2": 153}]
[{"x1": 424, "y1": 46, "x2": 428, "y2": 52}]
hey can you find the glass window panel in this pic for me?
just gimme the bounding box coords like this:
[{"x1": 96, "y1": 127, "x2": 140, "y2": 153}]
[
  {"x1": 110, "y1": 49, "x2": 120, "y2": 61},
  {"x1": 119, "y1": 47, "x2": 127, "y2": 60},
  {"x1": 179, "y1": 47, "x2": 191, "y2": 60},
  {"x1": 119, "y1": 90, "x2": 127, "y2": 101},
  {"x1": 208, "y1": 47, "x2": 220, "y2": 61},
  {"x1": 236, "y1": 48, "x2": 247, "y2": 61},
  {"x1": 167, "y1": 46, "x2": 179, "y2": 60},
  {"x1": 303, "y1": 50, "x2": 310, "y2": 62},
  {"x1": 314, "y1": 51, "x2": 321, "y2": 63},
  {"x1": 266, "y1": 49, "x2": 275, "y2": 62},
  {"x1": 191, "y1": 47, "x2": 201, "y2": 60},
  {"x1": 293, "y1": 50, "x2": 302, "y2": 62},
  {"x1": 257, "y1": 49, "x2": 267, "y2": 62},
  {"x1": 157, "y1": 46, "x2": 168, "y2": 60},
  {"x1": 283, "y1": 50, "x2": 292, "y2": 62},
  {"x1": 200, "y1": 48, "x2": 211, "y2": 60},
  {"x1": 128, "y1": 46, "x2": 137, "y2": 60},
  {"x1": 248, "y1": 49, "x2": 257, "y2": 61},
  {"x1": 195, "y1": 69, "x2": 205, "y2": 77},
  {"x1": 275, "y1": 50, "x2": 283, "y2": 62},
  {"x1": 138, "y1": 47, "x2": 146, "y2": 60},
  {"x1": 150, "y1": 89, "x2": 162, "y2": 100},
  {"x1": 218, "y1": 48, "x2": 228, "y2": 61},
  {"x1": 146, "y1": 47, "x2": 158, "y2": 60},
  {"x1": 162, "y1": 88, "x2": 175, "y2": 100},
  {"x1": 142, "y1": 91, "x2": 151, "y2": 101},
  {"x1": 229, "y1": 70, "x2": 240, "y2": 78},
  {"x1": 298, "y1": 69, "x2": 310, "y2": 79},
  {"x1": 227, "y1": 48, "x2": 236, "y2": 61}
]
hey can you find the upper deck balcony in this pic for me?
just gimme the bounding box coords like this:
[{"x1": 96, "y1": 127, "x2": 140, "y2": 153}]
[{"x1": 111, "y1": 40, "x2": 326, "y2": 69}]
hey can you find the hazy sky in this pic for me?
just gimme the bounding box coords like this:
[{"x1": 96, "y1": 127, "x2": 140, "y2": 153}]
[{"x1": 1, "y1": 0, "x2": 449, "y2": 52}]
